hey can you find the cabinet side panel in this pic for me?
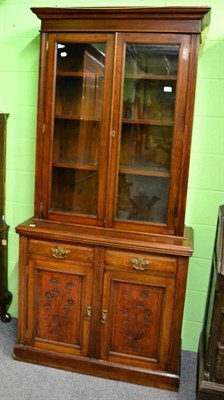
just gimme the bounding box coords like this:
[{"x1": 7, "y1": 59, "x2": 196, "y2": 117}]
[
  {"x1": 176, "y1": 34, "x2": 200, "y2": 235},
  {"x1": 168, "y1": 256, "x2": 189, "y2": 371},
  {"x1": 16, "y1": 236, "x2": 29, "y2": 343}
]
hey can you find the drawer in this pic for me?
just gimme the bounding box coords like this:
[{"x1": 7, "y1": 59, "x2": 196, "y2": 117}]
[
  {"x1": 104, "y1": 249, "x2": 177, "y2": 274},
  {"x1": 28, "y1": 239, "x2": 94, "y2": 264}
]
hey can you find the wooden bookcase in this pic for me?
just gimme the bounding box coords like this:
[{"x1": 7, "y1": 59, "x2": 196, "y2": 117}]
[
  {"x1": 0, "y1": 114, "x2": 12, "y2": 322},
  {"x1": 13, "y1": 7, "x2": 210, "y2": 391},
  {"x1": 197, "y1": 205, "x2": 224, "y2": 399}
]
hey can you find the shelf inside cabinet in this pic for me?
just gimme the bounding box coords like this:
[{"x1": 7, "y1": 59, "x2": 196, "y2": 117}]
[
  {"x1": 119, "y1": 166, "x2": 169, "y2": 178},
  {"x1": 55, "y1": 115, "x2": 101, "y2": 122},
  {"x1": 53, "y1": 162, "x2": 98, "y2": 171},
  {"x1": 57, "y1": 71, "x2": 103, "y2": 78},
  {"x1": 125, "y1": 74, "x2": 177, "y2": 81},
  {"x1": 122, "y1": 119, "x2": 173, "y2": 126}
]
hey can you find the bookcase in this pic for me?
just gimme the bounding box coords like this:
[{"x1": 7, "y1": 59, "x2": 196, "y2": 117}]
[
  {"x1": 14, "y1": 7, "x2": 210, "y2": 391},
  {"x1": 197, "y1": 205, "x2": 224, "y2": 399}
]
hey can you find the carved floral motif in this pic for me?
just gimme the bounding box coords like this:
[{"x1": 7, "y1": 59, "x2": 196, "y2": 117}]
[
  {"x1": 120, "y1": 288, "x2": 152, "y2": 350},
  {"x1": 37, "y1": 272, "x2": 81, "y2": 344}
]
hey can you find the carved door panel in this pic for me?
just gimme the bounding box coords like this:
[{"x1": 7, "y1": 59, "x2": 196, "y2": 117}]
[
  {"x1": 27, "y1": 258, "x2": 93, "y2": 357},
  {"x1": 100, "y1": 270, "x2": 175, "y2": 370}
]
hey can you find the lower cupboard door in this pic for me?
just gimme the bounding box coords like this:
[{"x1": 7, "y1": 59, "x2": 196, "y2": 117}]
[
  {"x1": 27, "y1": 259, "x2": 93, "y2": 357},
  {"x1": 100, "y1": 270, "x2": 175, "y2": 370}
]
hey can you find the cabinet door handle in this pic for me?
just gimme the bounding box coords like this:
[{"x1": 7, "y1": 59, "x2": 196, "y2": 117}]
[
  {"x1": 50, "y1": 246, "x2": 71, "y2": 259},
  {"x1": 101, "y1": 309, "x2": 108, "y2": 324},
  {"x1": 85, "y1": 305, "x2": 92, "y2": 320},
  {"x1": 130, "y1": 257, "x2": 150, "y2": 271}
]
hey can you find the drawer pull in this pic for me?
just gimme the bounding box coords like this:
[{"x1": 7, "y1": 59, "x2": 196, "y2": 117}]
[
  {"x1": 50, "y1": 246, "x2": 71, "y2": 260},
  {"x1": 101, "y1": 309, "x2": 108, "y2": 324},
  {"x1": 130, "y1": 257, "x2": 150, "y2": 271},
  {"x1": 85, "y1": 305, "x2": 92, "y2": 320}
]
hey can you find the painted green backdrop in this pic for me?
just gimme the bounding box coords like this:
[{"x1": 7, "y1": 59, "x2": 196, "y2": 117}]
[{"x1": 0, "y1": 0, "x2": 223, "y2": 351}]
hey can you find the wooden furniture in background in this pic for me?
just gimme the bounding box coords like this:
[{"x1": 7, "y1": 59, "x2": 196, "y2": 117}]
[
  {"x1": 0, "y1": 114, "x2": 12, "y2": 322},
  {"x1": 197, "y1": 205, "x2": 224, "y2": 399},
  {"x1": 13, "y1": 7, "x2": 210, "y2": 391}
]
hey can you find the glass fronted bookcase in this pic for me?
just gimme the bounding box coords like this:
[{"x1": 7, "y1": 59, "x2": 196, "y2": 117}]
[{"x1": 14, "y1": 7, "x2": 210, "y2": 392}]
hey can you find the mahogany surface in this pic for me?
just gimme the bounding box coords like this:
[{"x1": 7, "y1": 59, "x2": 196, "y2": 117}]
[{"x1": 14, "y1": 7, "x2": 210, "y2": 391}]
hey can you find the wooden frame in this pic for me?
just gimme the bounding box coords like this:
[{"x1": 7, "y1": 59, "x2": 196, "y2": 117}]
[{"x1": 14, "y1": 7, "x2": 210, "y2": 392}]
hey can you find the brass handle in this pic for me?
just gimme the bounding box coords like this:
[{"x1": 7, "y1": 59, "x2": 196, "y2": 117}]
[
  {"x1": 101, "y1": 309, "x2": 108, "y2": 324},
  {"x1": 51, "y1": 246, "x2": 71, "y2": 260},
  {"x1": 130, "y1": 257, "x2": 150, "y2": 271},
  {"x1": 85, "y1": 305, "x2": 92, "y2": 320}
]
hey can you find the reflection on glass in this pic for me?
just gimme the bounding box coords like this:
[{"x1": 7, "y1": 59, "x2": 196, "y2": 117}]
[
  {"x1": 125, "y1": 44, "x2": 178, "y2": 76},
  {"x1": 117, "y1": 44, "x2": 179, "y2": 224},
  {"x1": 120, "y1": 124, "x2": 172, "y2": 170},
  {"x1": 117, "y1": 174, "x2": 169, "y2": 223},
  {"x1": 123, "y1": 79, "x2": 176, "y2": 122},
  {"x1": 50, "y1": 42, "x2": 106, "y2": 215},
  {"x1": 123, "y1": 44, "x2": 178, "y2": 123}
]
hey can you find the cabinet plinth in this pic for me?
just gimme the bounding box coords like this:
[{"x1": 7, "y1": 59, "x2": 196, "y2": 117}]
[{"x1": 14, "y1": 7, "x2": 210, "y2": 391}]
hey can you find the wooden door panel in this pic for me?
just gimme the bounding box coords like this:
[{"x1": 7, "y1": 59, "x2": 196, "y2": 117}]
[
  {"x1": 27, "y1": 259, "x2": 93, "y2": 357},
  {"x1": 100, "y1": 270, "x2": 175, "y2": 370},
  {"x1": 36, "y1": 269, "x2": 83, "y2": 345},
  {"x1": 110, "y1": 281, "x2": 163, "y2": 358}
]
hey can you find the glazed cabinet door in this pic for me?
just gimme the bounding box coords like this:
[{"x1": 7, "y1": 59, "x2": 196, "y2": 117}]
[
  {"x1": 26, "y1": 240, "x2": 94, "y2": 357},
  {"x1": 37, "y1": 31, "x2": 192, "y2": 235},
  {"x1": 39, "y1": 33, "x2": 114, "y2": 226},
  {"x1": 100, "y1": 249, "x2": 176, "y2": 370},
  {"x1": 106, "y1": 33, "x2": 191, "y2": 235}
]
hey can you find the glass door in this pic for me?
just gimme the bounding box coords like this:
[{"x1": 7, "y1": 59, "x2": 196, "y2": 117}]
[
  {"x1": 107, "y1": 34, "x2": 190, "y2": 233},
  {"x1": 42, "y1": 34, "x2": 114, "y2": 225}
]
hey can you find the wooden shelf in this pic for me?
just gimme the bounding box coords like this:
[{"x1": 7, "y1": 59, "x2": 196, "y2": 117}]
[
  {"x1": 55, "y1": 115, "x2": 173, "y2": 125},
  {"x1": 122, "y1": 118, "x2": 173, "y2": 126},
  {"x1": 53, "y1": 161, "x2": 98, "y2": 170},
  {"x1": 55, "y1": 114, "x2": 101, "y2": 121},
  {"x1": 57, "y1": 71, "x2": 102, "y2": 77},
  {"x1": 125, "y1": 73, "x2": 177, "y2": 80},
  {"x1": 119, "y1": 165, "x2": 170, "y2": 178}
]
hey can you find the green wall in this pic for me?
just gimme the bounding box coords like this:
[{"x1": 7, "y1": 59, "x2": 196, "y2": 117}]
[{"x1": 0, "y1": 0, "x2": 223, "y2": 352}]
